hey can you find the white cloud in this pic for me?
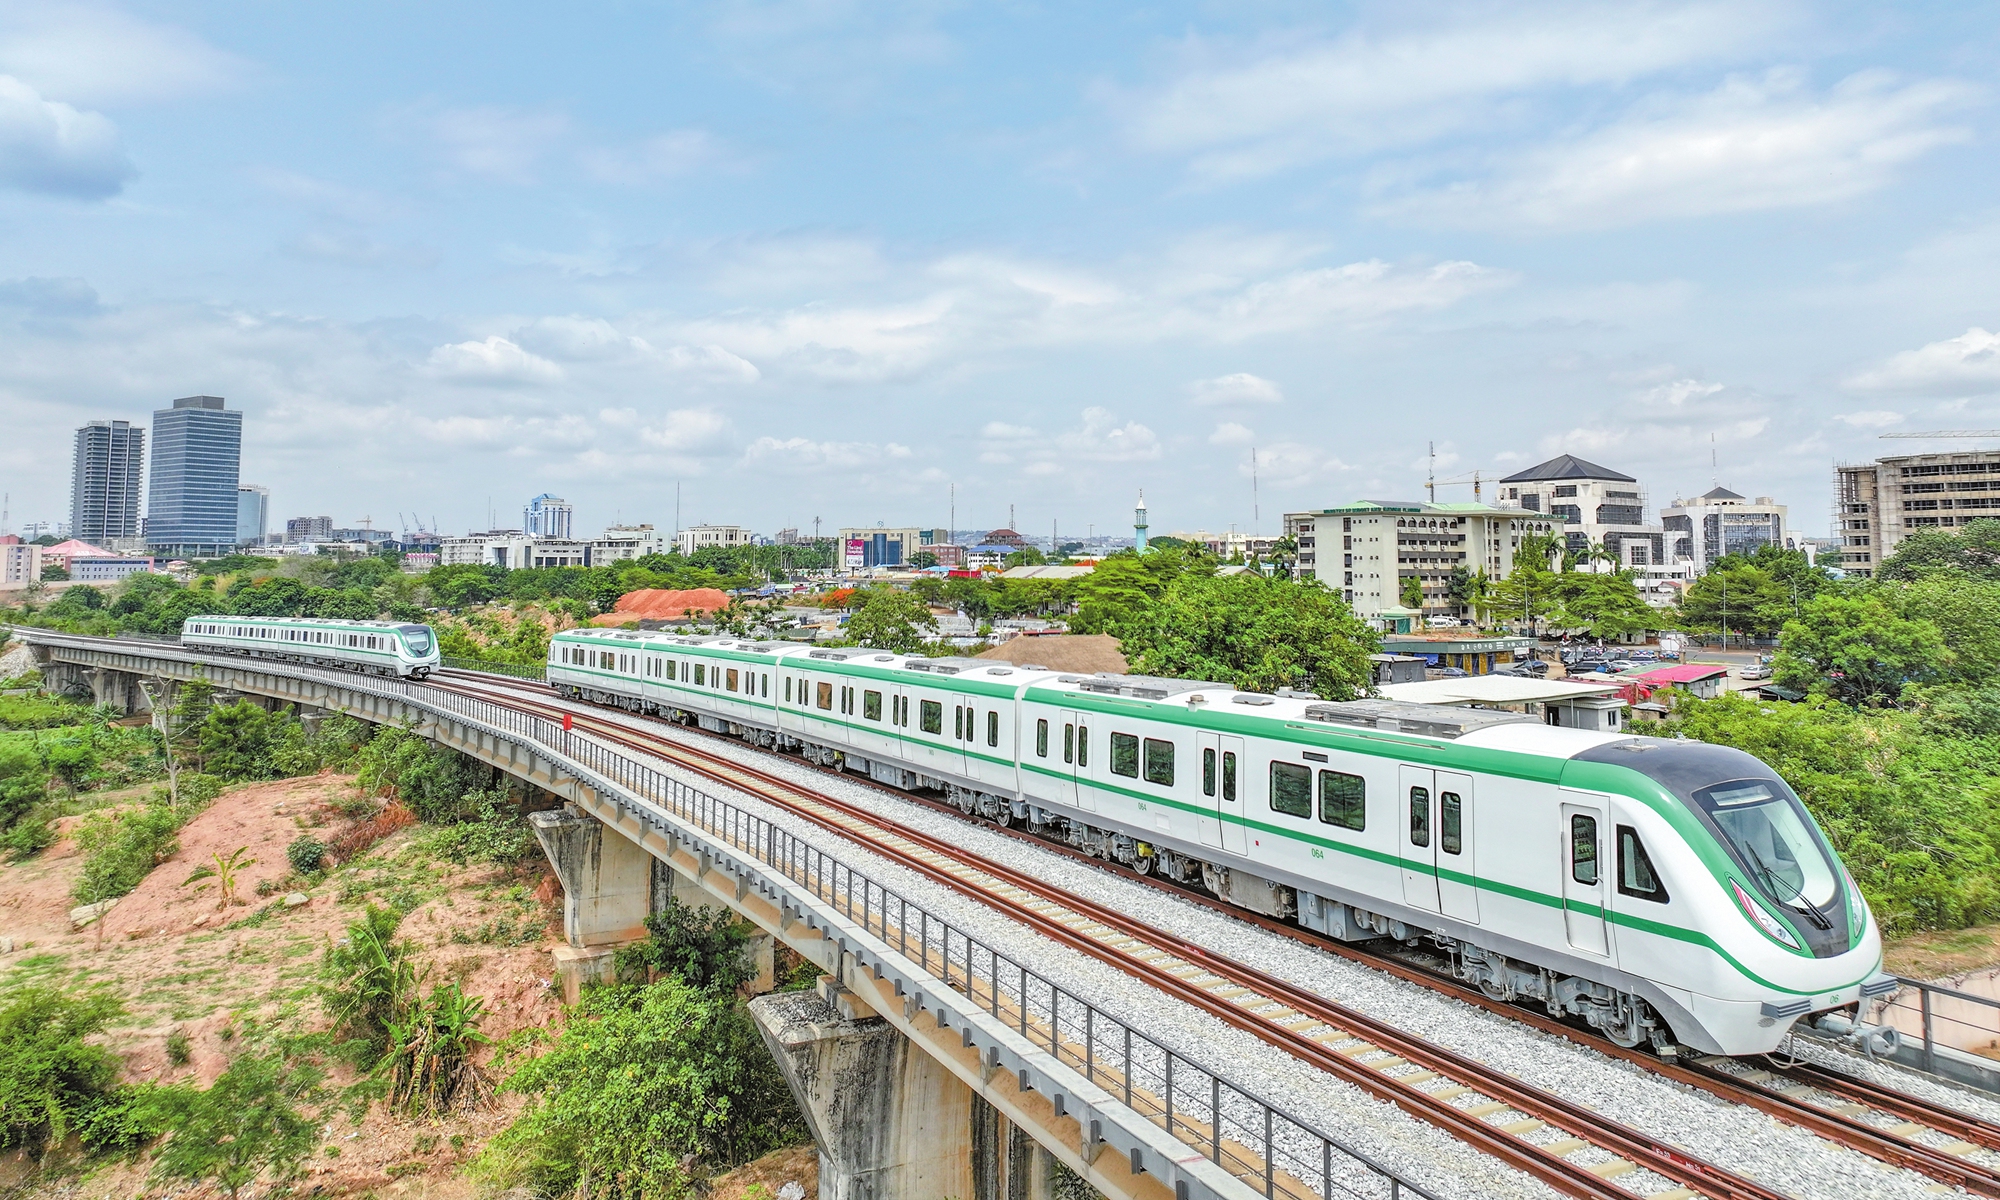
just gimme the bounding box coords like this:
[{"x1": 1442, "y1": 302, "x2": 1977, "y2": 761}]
[
  {"x1": 1114, "y1": 2, "x2": 1789, "y2": 180},
  {"x1": 1251, "y1": 441, "x2": 1351, "y2": 487},
  {"x1": 0, "y1": 5, "x2": 243, "y2": 106},
  {"x1": 0, "y1": 74, "x2": 130, "y2": 197},
  {"x1": 1203, "y1": 259, "x2": 1504, "y2": 338},
  {"x1": 419, "y1": 106, "x2": 569, "y2": 182},
  {"x1": 1208, "y1": 421, "x2": 1255, "y2": 445},
  {"x1": 743, "y1": 436, "x2": 913, "y2": 470},
  {"x1": 1189, "y1": 372, "x2": 1283, "y2": 407},
  {"x1": 980, "y1": 407, "x2": 1162, "y2": 476},
  {"x1": 581, "y1": 129, "x2": 738, "y2": 183},
  {"x1": 1834, "y1": 409, "x2": 1904, "y2": 429},
  {"x1": 1643, "y1": 379, "x2": 1726, "y2": 406},
  {"x1": 1382, "y1": 69, "x2": 1977, "y2": 230},
  {"x1": 425, "y1": 336, "x2": 563, "y2": 384},
  {"x1": 1846, "y1": 327, "x2": 2000, "y2": 395}
]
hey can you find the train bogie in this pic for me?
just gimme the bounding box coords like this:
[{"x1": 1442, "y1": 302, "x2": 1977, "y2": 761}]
[{"x1": 546, "y1": 628, "x2": 1890, "y2": 1058}]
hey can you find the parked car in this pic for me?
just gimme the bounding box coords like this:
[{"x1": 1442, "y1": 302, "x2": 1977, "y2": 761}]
[
  {"x1": 1627, "y1": 649, "x2": 1658, "y2": 661},
  {"x1": 1437, "y1": 666, "x2": 1468, "y2": 678},
  {"x1": 1740, "y1": 664, "x2": 1774, "y2": 680},
  {"x1": 1426, "y1": 616, "x2": 1461, "y2": 628}
]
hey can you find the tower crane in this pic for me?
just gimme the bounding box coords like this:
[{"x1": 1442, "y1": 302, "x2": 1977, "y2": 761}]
[
  {"x1": 1879, "y1": 430, "x2": 2000, "y2": 439},
  {"x1": 1422, "y1": 441, "x2": 1486, "y2": 502}
]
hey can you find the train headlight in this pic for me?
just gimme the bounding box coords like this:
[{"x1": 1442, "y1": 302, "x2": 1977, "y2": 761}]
[
  {"x1": 1731, "y1": 880, "x2": 1801, "y2": 950},
  {"x1": 1845, "y1": 870, "x2": 1867, "y2": 943}
]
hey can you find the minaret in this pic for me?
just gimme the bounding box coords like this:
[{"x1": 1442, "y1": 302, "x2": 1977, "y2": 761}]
[{"x1": 1134, "y1": 490, "x2": 1149, "y2": 553}]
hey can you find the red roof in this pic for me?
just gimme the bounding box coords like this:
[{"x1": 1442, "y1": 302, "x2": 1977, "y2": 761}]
[{"x1": 1633, "y1": 663, "x2": 1729, "y2": 684}]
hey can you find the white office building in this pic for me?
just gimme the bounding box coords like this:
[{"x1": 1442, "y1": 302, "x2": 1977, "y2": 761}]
[
  {"x1": 1284, "y1": 501, "x2": 1563, "y2": 621},
  {"x1": 677, "y1": 524, "x2": 752, "y2": 555},
  {"x1": 524, "y1": 494, "x2": 574, "y2": 540},
  {"x1": 1660, "y1": 488, "x2": 1787, "y2": 573},
  {"x1": 589, "y1": 524, "x2": 669, "y2": 564}
]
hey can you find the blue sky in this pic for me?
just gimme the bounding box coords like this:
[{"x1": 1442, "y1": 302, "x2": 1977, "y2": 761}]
[{"x1": 2, "y1": 1, "x2": 1998, "y2": 542}]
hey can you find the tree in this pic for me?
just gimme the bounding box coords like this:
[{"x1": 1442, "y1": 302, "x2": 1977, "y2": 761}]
[
  {"x1": 482, "y1": 981, "x2": 804, "y2": 1199},
  {"x1": 842, "y1": 587, "x2": 938, "y2": 654},
  {"x1": 151, "y1": 1049, "x2": 316, "y2": 1200},
  {"x1": 907, "y1": 550, "x2": 939, "y2": 569},
  {"x1": 1490, "y1": 564, "x2": 1561, "y2": 631},
  {"x1": 1894, "y1": 576, "x2": 2000, "y2": 685},
  {"x1": 1515, "y1": 532, "x2": 1565, "y2": 572},
  {"x1": 1398, "y1": 573, "x2": 1423, "y2": 609},
  {"x1": 1003, "y1": 546, "x2": 1047, "y2": 567},
  {"x1": 1066, "y1": 553, "x2": 1176, "y2": 634},
  {"x1": 182, "y1": 847, "x2": 256, "y2": 910},
  {"x1": 1549, "y1": 572, "x2": 1652, "y2": 640},
  {"x1": 1876, "y1": 518, "x2": 2000, "y2": 582},
  {"x1": 1775, "y1": 589, "x2": 1947, "y2": 706},
  {"x1": 0, "y1": 987, "x2": 124, "y2": 1157},
  {"x1": 1121, "y1": 572, "x2": 1378, "y2": 699}
]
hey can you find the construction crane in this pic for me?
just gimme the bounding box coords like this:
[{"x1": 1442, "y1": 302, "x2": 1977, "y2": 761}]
[
  {"x1": 1423, "y1": 441, "x2": 1486, "y2": 502},
  {"x1": 1880, "y1": 430, "x2": 2000, "y2": 439}
]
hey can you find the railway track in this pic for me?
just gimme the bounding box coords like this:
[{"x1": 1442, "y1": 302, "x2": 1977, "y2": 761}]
[
  {"x1": 430, "y1": 671, "x2": 1810, "y2": 1200},
  {"x1": 433, "y1": 667, "x2": 2000, "y2": 1198}
]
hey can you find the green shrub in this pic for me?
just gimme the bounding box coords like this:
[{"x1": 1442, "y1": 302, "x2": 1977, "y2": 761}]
[
  {"x1": 148, "y1": 1049, "x2": 316, "y2": 1200},
  {"x1": 616, "y1": 898, "x2": 752, "y2": 994},
  {"x1": 0, "y1": 986, "x2": 125, "y2": 1155},
  {"x1": 286, "y1": 835, "x2": 326, "y2": 875},
  {"x1": 424, "y1": 789, "x2": 535, "y2": 867},
  {"x1": 72, "y1": 802, "x2": 183, "y2": 905},
  {"x1": 0, "y1": 816, "x2": 55, "y2": 860},
  {"x1": 478, "y1": 980, "x2": 804, "y2": 1200},
  {"x1": 0, "y1": 694, "x2": 88, "y2": 731},
  {"x1": 383, "y1": 982, "x2": 492, "y2": 1118},
  {"x1": 319, "y1": 905, "x2": 415, "y2": 1067}
]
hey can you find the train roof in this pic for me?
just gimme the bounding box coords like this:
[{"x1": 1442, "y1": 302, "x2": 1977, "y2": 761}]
[{"x1": 191, "y1": 615, "x2": 413, "y2": 629}]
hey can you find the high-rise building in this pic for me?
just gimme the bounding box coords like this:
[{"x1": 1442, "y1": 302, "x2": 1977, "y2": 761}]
[
  {"x1": 524, "y1": 493, "x2": 573, "y2": 539},
  {"x1": 69, "y1": 419, "x2": 145, "y2": 544},
  {"x1": 1660, "y1": 487, "x2": 1786, "y2": 573},
  {"x1": 286, "y1": 516, "x2": 333, "y2": 542},
  {"x1": 145, "y1": 396, "x2": 242, "y2": 558},
  {"x1": 236, "y1": 485, "x2": 270, "y2": 547},
  {"x1": 1834, "y1": 450, "x2": 2000, "y2": 577},
  {"x1": 1284, "y1": 501, "x2": 1563, "y2": 619}
]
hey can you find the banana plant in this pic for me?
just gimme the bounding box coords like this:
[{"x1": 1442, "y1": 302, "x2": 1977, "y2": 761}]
[{"x1": 183, "y1": 846, "x2": 256, "y2": 909}]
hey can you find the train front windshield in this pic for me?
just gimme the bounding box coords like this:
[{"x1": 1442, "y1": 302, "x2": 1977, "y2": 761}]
[
  {"x1": 1693, "y1": 780, "x2": 1838, "y2": 909},
  {"x1": 399, "y1": 626, "x2": 434, "y2": 655}
]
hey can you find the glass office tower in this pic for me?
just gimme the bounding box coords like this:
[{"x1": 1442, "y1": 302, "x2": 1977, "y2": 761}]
[
  {"x1": 146, "y1": 396, "x2": 242, "y2": 558},
  {"x1": 70, "y1": 419, "x2": 145, "y2": 544}
]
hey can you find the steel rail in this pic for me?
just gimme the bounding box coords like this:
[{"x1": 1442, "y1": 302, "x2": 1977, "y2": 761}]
[
  {"x1": 430, "y1": 671, "x2": 1794, "y2": 1200},
  {"x1": 440, "y1": 667, "x2": 2000, "y2": 1198}
]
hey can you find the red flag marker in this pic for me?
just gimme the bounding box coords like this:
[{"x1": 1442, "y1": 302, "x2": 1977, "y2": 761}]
[{"x1": 562, "y1": 713, "x2": 573, "y2": 731}]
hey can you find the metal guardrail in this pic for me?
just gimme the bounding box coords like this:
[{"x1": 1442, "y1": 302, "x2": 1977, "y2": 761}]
[
  {"x1": 20, "y1": 631, "x2": 1435, "y2": 1200},
  {"x1": 1864, "y1": 976, "x2": 2000, "y2": 1094},
  {"x1": 440, "y1": 655, "x2": 546, "y2": 682}
]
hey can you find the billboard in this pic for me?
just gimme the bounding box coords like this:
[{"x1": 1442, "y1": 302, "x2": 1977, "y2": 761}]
[{"x1": 844, "y1": 537, "x2": 865, "y2": 569}]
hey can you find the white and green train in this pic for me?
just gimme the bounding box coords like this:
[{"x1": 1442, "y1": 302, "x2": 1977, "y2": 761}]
[
  {"x1": 548, "y1": 628, "x2": 1892, "y2": 1058},
  {"x1": 180, "y1": 616, "x2": 440, "y2": 679}
]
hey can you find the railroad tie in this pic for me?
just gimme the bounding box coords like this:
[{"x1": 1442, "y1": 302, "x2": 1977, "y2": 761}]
[
  {"x1": 1645, "y1": 1189, "x2": 1698, "y2": 1200},
  {"x1": 1585, "y1": 1159, "x2": 1638, "y2": 1180},
  {"x1": 1540, "y1": 1139, "x2": 1589, "y2": 1156},
  {"x1": 1427, "y1": 1086, "x2": 1470, "y2": 1102},
  {"x1": 1498, "y1": 1119, "x2": 1544, "y2": 1135},
  {"x1": 1888, "y1": 1121, "x2": 1929, "y2": 1138},
  {"x1": 1938, "y1": 1140, "x2": 1981, "y2": 1157},
  {"x1": 1460, "y1": 1101, "x2": 1510, "y2": 1118},
  {"x1": 1828, "y1": 1102, "x2": 1869, "y2": 1117}
]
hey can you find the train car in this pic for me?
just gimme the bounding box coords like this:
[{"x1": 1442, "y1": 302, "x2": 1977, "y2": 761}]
[
  {"x1": 547, "y1": 634, "x2": 1892, "y2": 1058},
  {"x1": 180, "y1": 615, "x2": 440, "y2": 679}
]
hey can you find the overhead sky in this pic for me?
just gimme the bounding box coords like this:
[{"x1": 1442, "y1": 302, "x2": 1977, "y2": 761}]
[{"x1": 2, "y1": 2, "x2": 1997, "y2": 542}]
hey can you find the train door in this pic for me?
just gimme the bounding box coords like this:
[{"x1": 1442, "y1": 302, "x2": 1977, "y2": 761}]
[
  {"x1": 1216, "y1": 737, "x2": 1246, "y2": 854},
  {"x1": 1399, "y1": 766, "x2": 1441, "y2": 913},
  {"x1": 1435, "y1": 772, "x2": 1479, "y2": 923},
  {"x1": 1197, "y1": 734, "x2": 1222, "y2": 847},
  {"x1": 1560, "y1": 800, "x2": 1610, "y2": 955},
  {"x1": 951, "y1": 693, "x2": 976, "y2": 780},
  {"x1": 1059, "y1": 708, "x2": 1094, "y2": 811}
]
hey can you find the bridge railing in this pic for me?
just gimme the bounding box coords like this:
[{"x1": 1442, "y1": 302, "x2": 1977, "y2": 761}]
[
  {"x1": 17, "y1": 631, "x2": 1434, "y2": 1200},
  {"x1": 440, "y1": 655, "x2": 546, "y2": 682}
]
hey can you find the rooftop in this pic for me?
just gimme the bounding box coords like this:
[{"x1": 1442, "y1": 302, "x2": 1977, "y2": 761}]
[
  {"x1": 1377, "y1": 676, "x2": 1621, "y2": 706},
  {"x1": 1498, "y1": 453, "x2": 1636, "y2": 484}
]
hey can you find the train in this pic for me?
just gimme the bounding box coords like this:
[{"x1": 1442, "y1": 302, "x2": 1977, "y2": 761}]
[
  {"x1": 179, "y1": 615, "x2": 441, "y2": 679},
  {"x1": 543, "y1": 627, "x2": 1891, "y2": 1057}
]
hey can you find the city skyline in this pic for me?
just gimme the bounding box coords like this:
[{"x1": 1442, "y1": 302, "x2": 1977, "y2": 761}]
[{"x1": 0, "y1": 3, "x2": 1996, "y2": 538}]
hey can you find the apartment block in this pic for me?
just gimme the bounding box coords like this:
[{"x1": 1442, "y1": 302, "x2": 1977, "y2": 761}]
[
  {"x1": 1285, "y1": 501, "x2": 1562, "y2": 620},
  {"x1": 70, "y1": 420, "x2": 145, "y2": 544},
  {"x1": 1835, "y1": 450, "x2": 2000, "y2": 577}
]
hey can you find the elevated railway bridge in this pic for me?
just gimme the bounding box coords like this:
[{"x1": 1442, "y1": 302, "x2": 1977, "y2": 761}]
[{"x1": 14, "y1": 629, "x2": 1426, "y2": 1200}]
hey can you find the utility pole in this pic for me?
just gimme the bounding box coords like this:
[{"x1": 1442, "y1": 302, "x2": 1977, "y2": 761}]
[
  {"x1": 675, "y1": 481, "x2": 682, "y2": 537},
  {"x1": 1427, "y1": 441, "x2": 1436, "y2": 503},
  {"x1": 1251, "y1": 447, "x2": 1260, "y2": 533},
  {"x1": 1721, "y1": 572, "x2": 1729, "y2": 654},
  {"x1": 949, "y1": 482, "x2": 955, "y2": 544}
]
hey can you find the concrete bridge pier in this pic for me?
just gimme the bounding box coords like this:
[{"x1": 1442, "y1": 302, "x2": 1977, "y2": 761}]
[
  {"x1": 529, "y1": 804, "x2": 775, "y2": 1000},
  {"x1": 752, "y1": 979, "x2": 1055, "y2": 1200},
  {"x1": 84, "y1": 667, "x2": 148, "y2": 714}
]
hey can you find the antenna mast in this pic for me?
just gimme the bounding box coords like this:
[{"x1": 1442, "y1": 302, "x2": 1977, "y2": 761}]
[
  {"x1": 1426, "y1": 442, "x2": 1436, "y2": 503},
  {"x1": 1251, "y1": 447, "x2": 1260, "y2": 533}
]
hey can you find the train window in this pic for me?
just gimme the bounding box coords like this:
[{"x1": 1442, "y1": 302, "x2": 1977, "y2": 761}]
[
  {"x1": 784, "y1": 677, "x2": 791, "y2": 702},
  {"x1": 864, "y1": 690, "x2": 882, "y2": 721},
  {"x1": 954, "y1": 705, "x2": 964, "y2": 740},
  {"x1": 987, "y1": 710, "x2": 999, "y2": 748},
  {"x1": 1319, "y1": 772, "x2": 1365, "y2": 831},
  {"x1": 1077, "y1": 725, "x2": 1089, "y2": 767},
  {"x1": 1110, "y1": 733, "x2": 1139, "y2": 777},
  {"x1": 1063, "y1": 723, "x2": 1074, "y2": 763},
  {"x1": 1143, "y1": 739, "x2": 1174, "y2": 786},
  {"x1": 1617, "y1": 826, "x2": 1668, "y2": 902},
  {"x1": 1036, "y1": 719, "x2": 1049, "y2": 758},
  {"x1": 817, "y1": 682, "x2": 834, "y2": 711},
  {"x1": 1203, "y1": 748, "x2": 1216, "y2": 796},
  {"x1": 1408, "y1": 786, "x2": 1431, "y2": 847},
  {"x1": 920, "y1": 700, "x2": 942, "y2": 734},
  {"x1": 667, "y1": 660, "x2": 677, "y2": 681},
  {"x1": 727, "y1": 668, "x2": 739, "y2": 692},
  {"x1": 1270, "y1": 762, "x2": 1311, "y2": 818},
  {"x1": 1440, "y1": 791, "x2": 1461, "y2": 854},
  {"x1": 762, "y1": 674, "x2": 769, "y2": 698},
  {"x1": 694, "y1": 664, "x2": 705, "y2": 685},
  {"x1": 1223, "y1": 751, "x2": 1236, "y2": 802},
  {"x1": 1571, "y1": 815, "x2": 1599, "y2": 885}
]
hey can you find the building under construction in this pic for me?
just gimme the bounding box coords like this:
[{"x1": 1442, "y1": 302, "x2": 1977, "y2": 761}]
[{"x1": 1835, "y1": 446, "x2": 2000, "y2": 576}]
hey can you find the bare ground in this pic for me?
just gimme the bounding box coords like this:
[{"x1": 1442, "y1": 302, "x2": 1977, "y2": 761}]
[{"x1": 0, "y1": 773, "x2": 573, "y2": 1199}]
